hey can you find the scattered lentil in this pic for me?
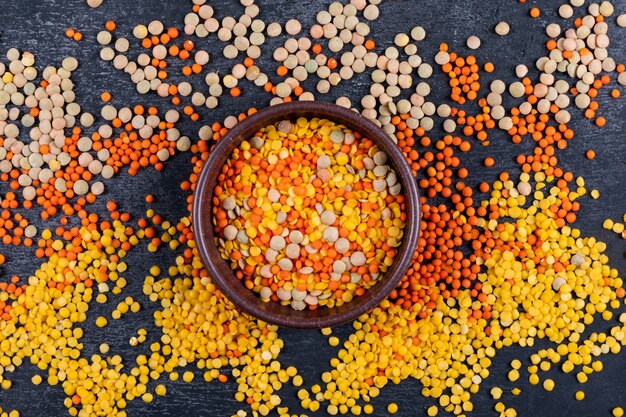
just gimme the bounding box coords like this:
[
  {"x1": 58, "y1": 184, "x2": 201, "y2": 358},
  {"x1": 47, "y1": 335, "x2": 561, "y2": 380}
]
[{"x1": 0, "y1": 3, "x2": 625, "y2": 417}]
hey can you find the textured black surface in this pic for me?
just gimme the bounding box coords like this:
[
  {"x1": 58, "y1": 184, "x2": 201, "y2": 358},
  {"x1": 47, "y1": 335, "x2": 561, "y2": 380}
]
[{"x1": 0, "y1": 0, "x2": 625, "y2": 416}]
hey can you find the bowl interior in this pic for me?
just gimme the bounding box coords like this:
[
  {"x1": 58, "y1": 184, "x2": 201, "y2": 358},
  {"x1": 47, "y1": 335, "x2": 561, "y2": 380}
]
[{"x1": 193, "y1": 101, "x2": 420, "y2": 328}]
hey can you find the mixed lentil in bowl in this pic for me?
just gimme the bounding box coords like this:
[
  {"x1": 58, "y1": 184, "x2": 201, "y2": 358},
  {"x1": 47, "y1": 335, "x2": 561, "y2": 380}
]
[
  {"x1": 212, "y1": 116, "x2": 406, "y2": 311},
  {"x1": 193, "y1": 101, "x2": 420, "y2": 328}
]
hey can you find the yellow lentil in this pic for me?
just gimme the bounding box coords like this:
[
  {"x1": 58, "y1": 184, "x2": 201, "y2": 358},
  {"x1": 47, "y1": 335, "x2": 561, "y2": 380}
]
[
  {"x1": 543, "y1": 379, "x2": 555, "y2": 391},
  {"x1": 491, "y1": 387, "x2": 503, "y2": 400},
  {"x1": 603, "y1": 219, "x2": 615, "y2": 230},
  {"x1": 155, "y1": 384, "x2": 167, "y2": 396},
  {"x1": 508, "y1": 369, "x2": 520, "y2": 381}
]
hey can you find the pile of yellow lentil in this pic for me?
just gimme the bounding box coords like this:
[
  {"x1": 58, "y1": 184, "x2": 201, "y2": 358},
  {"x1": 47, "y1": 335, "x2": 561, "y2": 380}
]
[
  {"x1": 297, "y1": 174, "x2": 621, "y2": 416},
  {"x1": 212, "y1": 118, "x2": 405, "y2": 310},
  {"x1": 0, "y1": 0, "x2": 625, "y2": 416}
]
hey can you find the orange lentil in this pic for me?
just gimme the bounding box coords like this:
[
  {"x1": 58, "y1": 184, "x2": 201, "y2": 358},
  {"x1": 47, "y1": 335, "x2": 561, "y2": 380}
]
[{"x1": 276, "y1": 65, "x2": 288, "y2": 76}]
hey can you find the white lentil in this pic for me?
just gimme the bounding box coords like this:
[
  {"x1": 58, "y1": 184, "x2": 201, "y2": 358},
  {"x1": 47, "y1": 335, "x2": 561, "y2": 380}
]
[
  {"x1": 270, "y1": 235, "x2": 286, "y2": 251},
  {"x1": 266, "y1": 22, "x2": 282, "y2": 37},
  {"x1": 133, "y1": 25, "x2": 148, "y2": 39},
  {"x1": 417, "y1": 63, "x2": 433, "y2": 78},
  {"x1": 435, "y1": 51, "x2": 450, "y2": 65},
  {"x1": 517, "y1": 182, "x2": 532, "y2": 196},
  {"x1": 24, "y1": 224, "x2": 37, "y2": 238},
  {"x1": 559, "y1": 4, "x2": 574, "y2": 18},
  {"x1": 275, "y1": 82, "x2": 292, "y2": 98},
  {"x1": 394, "y1": 33, "x2": 410, "y2": 47},
  {"x1": 148, "y1": 20, "x2": 164, "y2": 35},
  {"x1": 599, "y1": 1, "x2": 614, "y2": 16},
  {"x1": 495, "y1": 21, "x2": 510, "y2": 36},
  {"x1": 323, "y1": 227, "x2": 339, "y2": 243},
  {"x1": 552, "y1": 276, "x2": 567, "y2": 291},
  {"x1": 285, "y1": 243, "x2": 301, "y2": 259},
  {"x1": 363, "y1": 4, "x2": 379, "y2": 20},
  {"x1": 320, "y1": 210, "x2": 336, "y2": 226},
  {"x1": 223, "y1": 45, "x2": 238, "y2": 59},
  {"x1": 515, "y1": 64, "x2": 528, "y2": 78},
  {"x1": 73, "y1": 179, "x2": 89, "y2": 195},
  {"x1": 443, "y1": 119, "x2": 456, "y2": 133},
  {"x1": 285, "y1": 19, "x2": 301, "y2": 35},
  {"x1": 509, "y1": 81, "x2": 525, "y2": 98},
  {"x1": 410, "y1": 26, "x2": 426, "y2": 41},
  {"x1": 91, "y1": 181, "x2": 105, "y2": 195},
  {"x1": 466, "y1": 35, "x2": 481, "y2": 49},
  {"x1": 334, "y1": 238, "x2": 350, "y2": 254},
  {"x1": 546, "y1": 23, "x2": 561, "y2": 38},
  {"x1": 278, "y1": 258, "x2": 293, "y2": 271}
]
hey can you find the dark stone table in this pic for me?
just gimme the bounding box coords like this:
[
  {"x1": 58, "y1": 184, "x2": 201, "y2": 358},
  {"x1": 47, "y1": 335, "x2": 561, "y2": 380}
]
[{"x1": 0, "y1": 0, "x2": 624, "y2": 416}]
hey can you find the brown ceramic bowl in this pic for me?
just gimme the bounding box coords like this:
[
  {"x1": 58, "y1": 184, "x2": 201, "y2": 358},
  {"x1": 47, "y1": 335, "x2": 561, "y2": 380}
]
[{"x1": 193, "y1": 101, "x2": 420, "y2": 328}]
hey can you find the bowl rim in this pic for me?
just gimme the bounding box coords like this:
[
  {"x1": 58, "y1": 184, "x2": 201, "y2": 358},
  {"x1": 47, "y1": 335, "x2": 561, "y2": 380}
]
[{"x1": 192, "y1": 101, "x2": 420, "y2": 328}]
